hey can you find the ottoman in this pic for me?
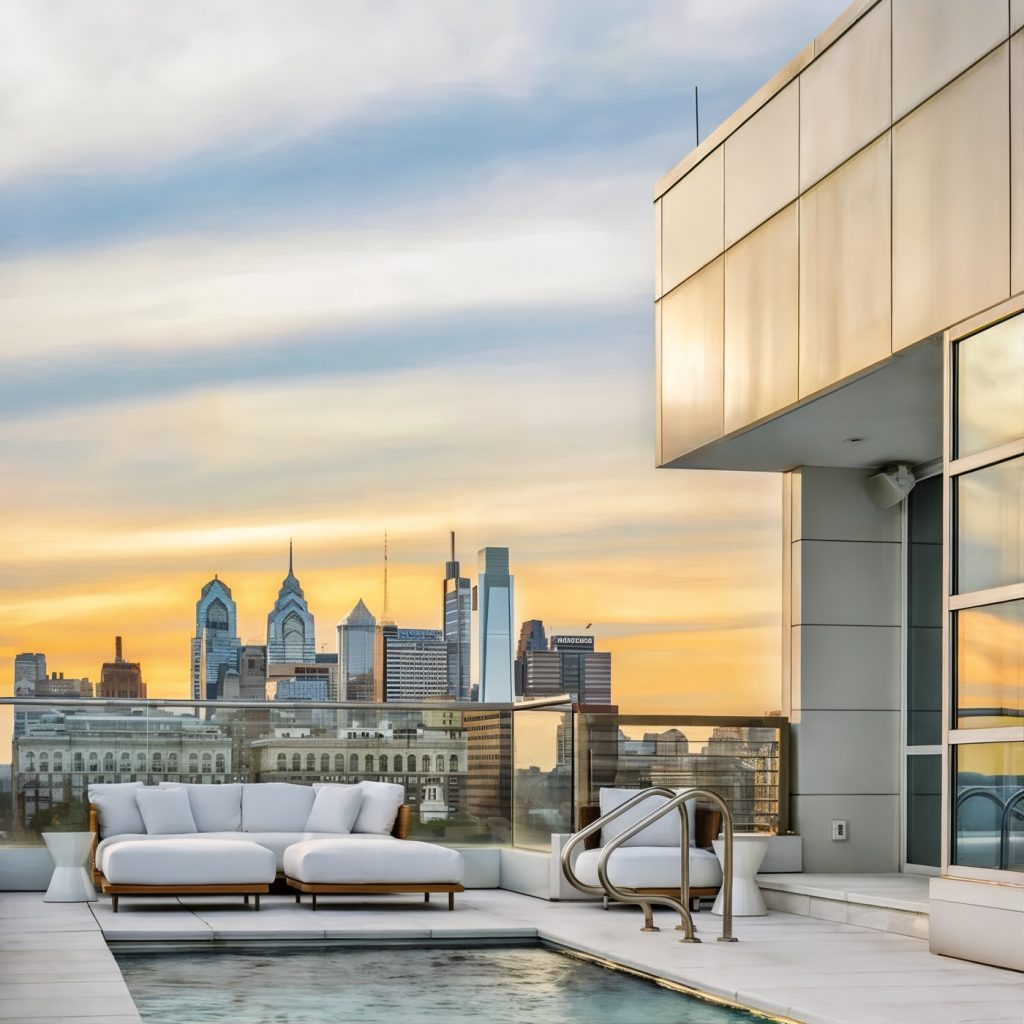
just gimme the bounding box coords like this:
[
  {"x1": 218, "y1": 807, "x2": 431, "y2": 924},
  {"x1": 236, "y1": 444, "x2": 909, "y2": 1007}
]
[
  {"x1": 100, "y1": 838, "x2": 276, "y2": 912},
  {"x1": 283, "y1": 838, "x2": 466, "y2": 910}
]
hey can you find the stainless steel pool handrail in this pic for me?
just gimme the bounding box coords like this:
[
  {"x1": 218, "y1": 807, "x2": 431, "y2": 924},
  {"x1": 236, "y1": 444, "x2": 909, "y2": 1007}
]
[{"x1": 560, "y1": 786, "x2": 737, "y2": 943}]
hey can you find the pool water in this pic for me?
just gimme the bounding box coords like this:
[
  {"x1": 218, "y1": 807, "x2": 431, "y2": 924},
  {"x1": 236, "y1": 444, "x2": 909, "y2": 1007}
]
[{"x1": 116, "y1": 946, "x2": 764, "y2": 1024}]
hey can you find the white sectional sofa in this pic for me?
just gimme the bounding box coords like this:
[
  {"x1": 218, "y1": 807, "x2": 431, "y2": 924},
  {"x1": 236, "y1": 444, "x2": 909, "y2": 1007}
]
[{"x1": 88, "y1": 781, "x2": 465, "y2": 912}]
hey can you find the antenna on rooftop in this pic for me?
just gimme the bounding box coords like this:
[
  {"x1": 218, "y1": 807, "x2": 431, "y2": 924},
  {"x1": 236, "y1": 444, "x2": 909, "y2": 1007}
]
[
  {"x1": 694, "y1": 85, "x2": 700, "y2": 147},
  {"x1": 383, "y1": 531, "x2": 390, "y2": 619}
]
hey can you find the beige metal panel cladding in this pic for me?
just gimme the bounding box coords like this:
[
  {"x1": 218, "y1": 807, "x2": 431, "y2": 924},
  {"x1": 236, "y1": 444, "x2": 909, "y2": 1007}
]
[
  {"x1": 799, "y1": 0, "x2": 892, "y2": 192},
  {"x1": 892, "y1": 45, "x2": 1011, "y2": 351},
  {"x1": 724, "y1": 81, "x2": 799, "y2": 247},
  {"x1": 654, "y1": 197, "x2": 663, "y2": 299},
  {"x1": 892, "y1": 0, "x2": 1010, "y2": 120},
  {"x1": 660, "y1": 147, "x2": 724, "y2": 297},
  {"x1": 658, "y1": 259, "x2": 724, "y2": 462},
  {"x1": 799, "y1": 134, "x2": 892, "y2": 398},
  {"x1": 724, "y1": 203, "x2": 799, "y2": 433},
  {"x1": 1015, "y1": 0, "x2": 1024, "y2": 33},
  {"x1": 1013, "y1": 31, "x2": 1024, "y2": 296}
]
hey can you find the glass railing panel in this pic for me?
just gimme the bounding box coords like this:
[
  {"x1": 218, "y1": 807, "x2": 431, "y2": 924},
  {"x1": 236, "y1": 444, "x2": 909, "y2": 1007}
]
[{"x1": 511, "y1": 701, "x2": 573, "y2": 851}]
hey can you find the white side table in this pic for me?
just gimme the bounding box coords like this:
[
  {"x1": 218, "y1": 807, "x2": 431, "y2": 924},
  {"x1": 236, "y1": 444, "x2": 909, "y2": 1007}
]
[
  {"x1": 711, "y1": 834, "x2": 769, "y2": 917},
  {"x1": 43, "y1": 832, "x2": 98, "y2": 903}
]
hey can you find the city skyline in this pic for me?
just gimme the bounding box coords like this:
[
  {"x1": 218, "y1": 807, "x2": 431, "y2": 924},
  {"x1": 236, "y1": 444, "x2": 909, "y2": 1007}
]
[{"x1": 0, "y1": 2, "x2": 851, "y2": 720}]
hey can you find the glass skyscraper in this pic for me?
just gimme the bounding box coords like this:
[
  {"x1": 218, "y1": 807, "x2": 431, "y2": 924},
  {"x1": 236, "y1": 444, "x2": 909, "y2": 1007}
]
[
  {"x1": 476, "y1": 547, "x2": 514, "y2": 703},
  {"x1": 338, "y1": 598, "x2": 376, "y2": 702},
  {"x1": 266, "y1": 543, "x2": 316, "y2": 665},
  {"x1": 190, "y1": 577, "x2": 241, "y2": 700},
  {"x1": 443, "y1": 533, "x2": 471, "y2": 700}
]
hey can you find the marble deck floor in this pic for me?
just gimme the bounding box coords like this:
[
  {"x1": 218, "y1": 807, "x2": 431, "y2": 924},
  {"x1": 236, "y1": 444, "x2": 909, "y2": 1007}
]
[{"x1": 2, "y1": 889, "x2": 1023, "y2": 1024}]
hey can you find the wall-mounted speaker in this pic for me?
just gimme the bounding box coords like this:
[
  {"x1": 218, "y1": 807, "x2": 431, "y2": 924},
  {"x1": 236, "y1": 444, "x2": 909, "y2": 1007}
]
[{"x1": 867, "y1": 463, "x2": 917, "y2": 509}]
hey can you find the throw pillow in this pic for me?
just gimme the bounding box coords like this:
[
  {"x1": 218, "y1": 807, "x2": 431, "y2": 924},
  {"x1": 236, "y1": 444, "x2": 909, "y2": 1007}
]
[
  {"x1": 304, "y1": 785, "x2": 363, "y2": 834},
  {"x1": 135, "y1": 786, "x2": 198, "y2": 835},
  {"x1": 88, "y1": 782, "x2": 146, "y2": 838}
]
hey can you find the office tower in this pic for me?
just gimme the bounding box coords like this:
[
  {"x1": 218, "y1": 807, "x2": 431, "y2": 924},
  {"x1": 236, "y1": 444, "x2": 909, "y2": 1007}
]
[
  {"x1": 98, "y1": 637, "x2": 146, "y2": 698},
  {"x1": 237, "y1": 645, "x2": 268, "y2": 701},
  {"x1": 374, "y1": 621, "x2": 398, "y2": 702},
  {"x1": 35, "y1": 672, "x2": 92, "y2": 698},
  {"x1": 273, "y1": 676, "x2": 328, "y2": 701},
  {"x1": 475, "y1": 547, "x2": 514, "y2": 703},
  {"x1": 338, "y1": 598, "x2": 376, "y2": 702},
  {"x1": 190, "y1": 576, "x2": 242, "y2": 700},
  {"x1": 514, "y1": 619, "x2": 547, "y2": 697},
  {"x1": 267, "y1": 662, "x2": 332, "y2": 701},
  {"x1": 443, "y1": 532, "x2": 471, "y2": 700},
  {"x1": 266, "y1": 542, "x2": 316, "y2": 664},
  {"x1": 522, "y1": 634, "x2": 611, "y2": 704},
  {"x1": 384, "y1": 629, "x2": 448, "y2": 702},
  {"x1": 315, "y1": 653, "x2": 339, "y2": 701},
  {"x1": 13, "y1": 653, "x2": 46, "y2": 696}
]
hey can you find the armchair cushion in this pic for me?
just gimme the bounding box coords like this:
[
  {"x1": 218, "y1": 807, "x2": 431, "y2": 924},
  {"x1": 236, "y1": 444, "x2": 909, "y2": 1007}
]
[
  {"x1": 598, "y1": 788, "x2": 697, "y2": 848},
  {"x1": 314, "y1": 781, "x2": 405, "y2": 836},
  {"x1": 304, "y1": 785, "x2": 363, "y2": 834},
  {"x1": 241, "y1": 783, "x2": 315, "y2": 832}
]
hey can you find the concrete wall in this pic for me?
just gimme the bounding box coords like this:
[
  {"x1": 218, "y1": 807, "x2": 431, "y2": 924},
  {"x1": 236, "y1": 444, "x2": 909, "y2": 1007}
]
[{"x1": 784, "y1": 466, "x2": 902, "y2": 871}]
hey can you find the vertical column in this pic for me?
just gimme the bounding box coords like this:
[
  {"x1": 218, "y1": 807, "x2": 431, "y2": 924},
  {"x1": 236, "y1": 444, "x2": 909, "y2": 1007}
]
[{"x1": 784, "y1": 467, "x2": 903, "y2": 871}]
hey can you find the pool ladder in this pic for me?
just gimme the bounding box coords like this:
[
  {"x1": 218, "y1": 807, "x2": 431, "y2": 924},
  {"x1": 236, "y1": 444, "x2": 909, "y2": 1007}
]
[{"x1": 560, "y1": 787, "x2": 737, "y2": 943}]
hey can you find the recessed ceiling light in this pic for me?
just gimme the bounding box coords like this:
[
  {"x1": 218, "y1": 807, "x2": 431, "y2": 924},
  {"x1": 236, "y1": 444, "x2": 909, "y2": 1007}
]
[{"x1": 843, "y1": 436, "x2": 869, "y2": 445}]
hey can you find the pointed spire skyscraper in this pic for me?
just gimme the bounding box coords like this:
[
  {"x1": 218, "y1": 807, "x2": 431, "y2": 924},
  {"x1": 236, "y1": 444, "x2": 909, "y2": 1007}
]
[
  {"x1": 266, "y1": 544, "x2": 316, "y2": 663},
  {"x1": 443, "y1": 531, "x2": 471, "y2": 700}
]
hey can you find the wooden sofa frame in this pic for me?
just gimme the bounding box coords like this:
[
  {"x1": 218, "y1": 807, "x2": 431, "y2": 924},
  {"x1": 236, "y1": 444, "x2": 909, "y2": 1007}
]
[
  {"x1": 578, "y1": 803, "x2": 724, "y2": 909},
  {"x1": 88, "y1": 802, "x2": 464, "y2": 910}
]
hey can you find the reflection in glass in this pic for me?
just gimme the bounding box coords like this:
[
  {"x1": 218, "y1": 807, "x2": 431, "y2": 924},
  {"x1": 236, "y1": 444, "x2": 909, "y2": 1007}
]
[
  {"x1": 956, "y1": 313, "x2": 1024, "y2": 458},
  {"x1": 956, "y1": 457, "x2": 1024, "y2": 594},
  {"x1": 956, "y1": 601, "x2": 1024, "y2": 729},
  {"x1": 954, "y1": 742, "x2": 1024, "y2": 871},
  {"x1": 907, "y1": 754, "x2": 941, "y2": 868}
]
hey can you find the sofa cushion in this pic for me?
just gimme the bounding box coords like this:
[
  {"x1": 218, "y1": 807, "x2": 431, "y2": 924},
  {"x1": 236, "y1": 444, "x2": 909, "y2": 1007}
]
[
  {"x1": 305, "y1": 786, "x2": 362, "y2": 834},
  {"x1": 574, "y1": 846, "x2": 722, "y2": 890},
  {"x1": 284, "y1": 837, "x2": 464, "y2": 885},
  {"x1": 314, "y1": 781, "x2": 405, "y2": 835},
  {"x1": 598, "y1": 788, "x2": 697, "y2": 848},
  {"x1": 102, "y1": 838, "x2": 275, "y2": 886},
  {"x1": 241, "y1": 783, "x2": 316, "y2": 832},
  {"x1": 135, "y1": 787, "x2": 197, "y2": 835},
  {"x1": 159, "y1": 782, "x2": 242, "y2": 832},
  {"x1": 88, "y1": 782, "x2": 146, "y2": 839}
]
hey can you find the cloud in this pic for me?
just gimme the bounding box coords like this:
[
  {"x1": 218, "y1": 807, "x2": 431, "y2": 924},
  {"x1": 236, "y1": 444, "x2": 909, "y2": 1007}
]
[
  {"x1": 0, "y1": 1, "x2": 850, "y2": 185},
  {"x1": 0, "y1": 165, "x2": 651, "y2": 363}
]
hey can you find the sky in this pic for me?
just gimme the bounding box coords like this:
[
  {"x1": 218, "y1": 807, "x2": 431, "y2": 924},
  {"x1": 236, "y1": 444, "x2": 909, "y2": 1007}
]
[{"x1": 0, "y1": 0, "x2": 851, "y2": 715}]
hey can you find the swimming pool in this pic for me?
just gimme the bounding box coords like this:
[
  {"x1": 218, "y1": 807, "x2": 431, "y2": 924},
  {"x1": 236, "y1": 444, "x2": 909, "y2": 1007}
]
[{"x1": 116, "y1": 946, "x2": 769, "y2": 1023}]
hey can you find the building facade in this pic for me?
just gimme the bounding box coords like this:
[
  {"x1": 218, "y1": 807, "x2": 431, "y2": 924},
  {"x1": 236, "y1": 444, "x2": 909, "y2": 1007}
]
[
  {"x1": 267, "y1": 662, "x2": 333, "y2": 702},
  {"x1": 97, "y1": 637, "x2": 146, "y2": 699},
  {"x1": 443, "y1": 533, "x2": 472, "y2": 700},
  {"x1": 237, "y1": 644, "x2": 268, "y2": 701},
  {"x1": 338, "y1": 598, "x2": 376, "y2": 702},
  {"x1": 266, "y1": 544, "x2": 316, "y2": 664},
  {"x1": 189, "y1": 576, "x2": 242, "y2": 700},
  {"x1": 522, "y1": 635, "x2": 612, "y2": 704},
  {"x1": 654, "y1": 0, "x2": 1023, "y2": 969},
  {"x1": 384, "y1": 629, "x2": 449, "y2": 702},
  {"x1": 475, "y1": 547, "x2": 514, "y2": 703},
  {"x1": 514, "y1": 619, "x2": 547, "y2": 697},
  {"x1": 13, "y1": 653, "x2": 46, "y2": 696}
]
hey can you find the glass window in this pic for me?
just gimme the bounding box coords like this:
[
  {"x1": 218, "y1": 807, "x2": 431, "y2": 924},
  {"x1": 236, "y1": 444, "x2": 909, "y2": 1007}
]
[
  {"x1": 364, "y1": 754, "x2": 373, "y2": 773},
  {"x1": 349, "y1": 753, "x2": 358, "y2": 773},
  {"x1": 906, "y1": 754, "x2": 941, "y2": 867},
  {"x1": 956, "y1": 600, "x2": 1024, "y2": 728},
  {"x1": 908, "y1": 476, "x2": 943, "y2": 745},
  {"x1": 215, "y1": 754, "x2": 226, "y2": 772},
  {"x1": 291, "y1": 753, "x2": 301, "y2": 771},
  {"x1": 956, "y1": 314, "x2": 1024, "y2": 458},
  {"x1": 450, "y1": 754, "x2": 458, "y2": 772},
  {"x1": 956, "y1": 457, "x2": 1024, "y2": 594},
  {"x1": 103, "y1": 752, "x2": 115, "y2": 772},
  {"x1": 954, "y1": 742, "x2": 1024, "y2": 871},
  {"x1": 407, "y1": 755, "x2": 417, "y2": 773},
  {"x1": 168, "y1": 753, "x2": 178, "y2": 772},
  {"x1": 277, "y1": 753, "x2": 286, "y2": 771}
]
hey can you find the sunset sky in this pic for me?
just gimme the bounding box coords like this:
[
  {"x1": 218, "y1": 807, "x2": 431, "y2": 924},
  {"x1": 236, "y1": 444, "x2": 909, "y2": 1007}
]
[{"x1": 0, "y1": 0, "x2": 849, "y2": 715}]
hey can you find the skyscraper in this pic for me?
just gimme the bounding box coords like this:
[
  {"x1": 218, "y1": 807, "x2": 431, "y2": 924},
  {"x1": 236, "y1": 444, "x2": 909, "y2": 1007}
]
[
  {"x1": 522, "y1": 634, "x2": 612, "y2": 704},
  {"x1": 98, "y1": 636, "x2": 146, "y2": 698},
  {"x1": 266, "y1": 542, "x2": 316, "y2": 664},
  {"x1": 475, "y1": 547, "x2": 514, "y2": 703},
  {"x1": 338, "y1": 598, "x2": 376, "y2": 702},
  {"x1": 236, "y1": 644, "x2": 268, "y2": 701},
  {"x1": 190, "y1": 576, "x2": 242, "y2": 700},
  {"x1": 13, "y1": 653, "x2": 46, "y2": 696},
  {"x1": 514, "y1": 619, "x2": 547, "y2": 697},
  {"x1": 384, "y1": 629, "x2": 448, "y2": 702},
  {"x1": 443, "y1": 532, "x2": 471, "y2": 700}
]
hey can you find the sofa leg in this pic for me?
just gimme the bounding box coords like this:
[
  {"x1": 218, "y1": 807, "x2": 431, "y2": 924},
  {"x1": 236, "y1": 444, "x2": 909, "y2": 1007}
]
[
  {"x1": 112, "y1": 895, "x2": 119, "y2": 914},
  {"x1": 448, "y1": 892, "x2": 454, "y2": 911},
  {"x1": 295, "y1": 894, "x2": 301, "y2": 904},
  {"x1": 244, "y1": 895, "x2": 250, "y2": 905},
  {"x1": 312, "y1": 894, "x2": 317, "y2": 912},
  {"x1": 424, "y1": 893, "x2": 430, "y2": 904},
  {"x1": 254, "y1": 895, "x2": 260, "y2": 912}
]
